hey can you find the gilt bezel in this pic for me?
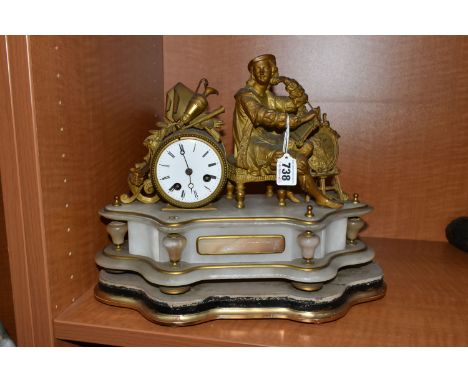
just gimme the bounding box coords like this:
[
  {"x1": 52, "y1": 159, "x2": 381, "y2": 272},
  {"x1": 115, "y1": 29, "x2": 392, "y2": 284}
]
[{"x1": 150, "y1": 130, "x2": 228, "y2": 209}]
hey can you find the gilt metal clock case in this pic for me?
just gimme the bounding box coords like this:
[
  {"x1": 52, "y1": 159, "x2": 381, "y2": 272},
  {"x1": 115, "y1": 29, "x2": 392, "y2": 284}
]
[{"x1": 150, "y1": 129, "x2": 228, "y2": 209}]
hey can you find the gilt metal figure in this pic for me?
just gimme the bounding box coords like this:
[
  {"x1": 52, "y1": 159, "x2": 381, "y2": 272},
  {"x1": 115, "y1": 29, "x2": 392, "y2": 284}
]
[{"x1": 231, "y1": 54, "x2": 343, "y2": 209}]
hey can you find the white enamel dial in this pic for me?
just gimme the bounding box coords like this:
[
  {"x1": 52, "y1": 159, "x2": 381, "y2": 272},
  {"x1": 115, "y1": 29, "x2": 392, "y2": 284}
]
[{"x1": 153, "y1": 134, "x2": 226, "y2": 208}]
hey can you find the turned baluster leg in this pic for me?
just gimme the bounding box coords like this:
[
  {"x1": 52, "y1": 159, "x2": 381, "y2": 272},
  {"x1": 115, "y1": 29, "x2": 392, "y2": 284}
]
[
  {"x1": 226, "y1": 181, "x2": 234, "y2": 199},
  {"x1": 277, "y1": 188, "x2": 286, "y2": 207},
  {"x1": 297, "y1": 231, "x2": 320, "y2": 263},
  {"x1": 319, "y1": 177, "x2": 326, "y2": 194},
  {"x1": 161, "y1": 233, "x2": 190, "y2": 295},
  {"x1": 162, "y1": 233, "x2": 187, "y2": 266},
  {"x1": 292, "y1": 231, "x2": 323, "y2": 292},
  {"x1": 106, "y1": 221, "x2": 128, "y2": 250},
  {"x1": 266, "y1": 184, "x2": 274, "y2": 198},
  {"x1": 236, "y1": 182, "x2": 245, "y2": 209},
  {"x1": 347, "y1": 217, "x2": 365, "y2": 245}
]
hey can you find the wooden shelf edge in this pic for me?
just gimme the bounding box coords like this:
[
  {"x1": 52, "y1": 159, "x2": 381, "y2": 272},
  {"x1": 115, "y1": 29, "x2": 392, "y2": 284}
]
[
  {"x1": 53, "y1": 287, "x2": 257, "y2": 347},
  {"x1": 53, "y1": 238, "x2": 468, "y2": 346}
]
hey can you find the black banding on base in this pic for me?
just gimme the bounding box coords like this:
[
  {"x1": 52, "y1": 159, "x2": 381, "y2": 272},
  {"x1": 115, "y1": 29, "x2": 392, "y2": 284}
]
[{"x1": 97, "y1": 278, "x2": 384, "y2": 316}]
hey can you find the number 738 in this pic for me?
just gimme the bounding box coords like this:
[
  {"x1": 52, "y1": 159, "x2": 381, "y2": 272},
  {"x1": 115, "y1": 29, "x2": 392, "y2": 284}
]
[{"x1": 281, "y1": 162, "x2": 291, "y2": 181}]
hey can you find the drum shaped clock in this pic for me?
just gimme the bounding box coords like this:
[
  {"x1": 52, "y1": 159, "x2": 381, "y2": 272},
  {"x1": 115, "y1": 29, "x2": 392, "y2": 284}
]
[{"x1": 150, "y1": 130, "x2": 228, "y2": 208}]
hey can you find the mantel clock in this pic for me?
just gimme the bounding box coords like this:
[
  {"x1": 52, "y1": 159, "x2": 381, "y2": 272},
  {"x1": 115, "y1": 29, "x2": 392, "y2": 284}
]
[{"x1": 95, "y1": 55, "x2": 386, "y2": 326}]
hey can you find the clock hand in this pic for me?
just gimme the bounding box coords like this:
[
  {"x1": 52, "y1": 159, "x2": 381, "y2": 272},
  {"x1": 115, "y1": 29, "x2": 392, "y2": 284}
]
[
  {"x1": 188, "y1": 183, "x2": 199, "y2": 200},
  {"x1": 182, "y1": 152, "x2": 190, "y2": 169},
  {"x1": 188, "y1": 183, "x2": 198, "y2": 198},
  {"x1": 179, "y1": 143, "x2": 191, "y2": 170},
  {"x1": 179, "y1": 143, "x2": 194, "y2": 187}
]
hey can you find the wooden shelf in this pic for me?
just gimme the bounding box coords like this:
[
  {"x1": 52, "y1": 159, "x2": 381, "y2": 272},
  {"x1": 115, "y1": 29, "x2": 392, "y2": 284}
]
[
  {"x1": 53, "y1": 238, "x2": 468, "y2": 346},
  {"x1": 3, "y1": 36, "x2": 468, "y2": 346}
]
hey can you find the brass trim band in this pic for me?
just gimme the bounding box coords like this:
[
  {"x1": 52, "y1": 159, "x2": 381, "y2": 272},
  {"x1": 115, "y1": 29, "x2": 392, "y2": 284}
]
[{"x1": 101, "y1": 204, "x2": 372, "y2": 229}]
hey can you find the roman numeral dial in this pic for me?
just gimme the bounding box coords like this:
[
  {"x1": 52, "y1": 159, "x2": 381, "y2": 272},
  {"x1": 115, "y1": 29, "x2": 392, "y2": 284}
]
[{"x1": 152, "y1": 134, "x2": 227, "y2": 208}]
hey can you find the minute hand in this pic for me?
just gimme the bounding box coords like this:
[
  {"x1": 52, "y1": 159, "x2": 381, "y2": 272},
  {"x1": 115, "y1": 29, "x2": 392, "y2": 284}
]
[
  {"x1": 179, "y1": 145, "x2": 194, "y2": 192},
  {"x1": 182, "y1": 152, "x2": 190, "y2": 169},
  {"x1": 179, "y1": 144, "x2": 191, "y2": 169}
]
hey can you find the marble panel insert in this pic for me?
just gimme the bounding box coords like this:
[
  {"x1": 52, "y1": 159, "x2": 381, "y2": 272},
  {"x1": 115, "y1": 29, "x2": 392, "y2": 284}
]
[{"x1": 197, "y1": 235, "x2": 285, "y2": 255}]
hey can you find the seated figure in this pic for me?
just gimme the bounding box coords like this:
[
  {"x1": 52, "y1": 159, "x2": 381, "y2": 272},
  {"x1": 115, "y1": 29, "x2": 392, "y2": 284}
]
[{"x1": 233, "y1": 54, "x2": 342, "y2": 209}]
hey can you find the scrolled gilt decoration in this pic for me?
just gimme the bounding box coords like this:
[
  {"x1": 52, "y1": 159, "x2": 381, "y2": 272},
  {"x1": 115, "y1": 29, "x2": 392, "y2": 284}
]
[{"x1": 120, "y1": 79, "x2": 225, "y2": 205}]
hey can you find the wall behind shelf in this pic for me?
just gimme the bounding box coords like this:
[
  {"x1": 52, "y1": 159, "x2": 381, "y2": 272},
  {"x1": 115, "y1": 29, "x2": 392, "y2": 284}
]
[
  {"x1": 28, "y1": 36, "x2": 165, "y2": 319},
  {"x1": 163, "y1": 36, "x2": 468, "y2": 242}
]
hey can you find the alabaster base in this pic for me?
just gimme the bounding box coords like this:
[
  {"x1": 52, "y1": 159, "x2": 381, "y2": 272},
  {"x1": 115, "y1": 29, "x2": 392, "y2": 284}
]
[
  {"x1": 96, "y1": 194, "x2": 385, "y2": 325},
  {"x1": 95, "y1": 261, "x2": 385, "y2": 326},
  {"x1": 96, "y1": 240, "x2": 375, "y2": 286},
  {"x1": 100, "y1": 194, "x2": 372, "y2": 264}
]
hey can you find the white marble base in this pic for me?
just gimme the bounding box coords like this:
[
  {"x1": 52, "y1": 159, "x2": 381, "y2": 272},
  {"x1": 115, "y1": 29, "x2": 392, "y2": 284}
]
[{"x1": 100, "y1": 194, "x2": 371, "y2": 264}]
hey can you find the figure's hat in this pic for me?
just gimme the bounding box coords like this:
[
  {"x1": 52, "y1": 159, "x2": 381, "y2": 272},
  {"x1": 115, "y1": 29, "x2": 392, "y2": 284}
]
[{"x1": 248, "y1": 54, "x2": 276, "y2": 71}]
